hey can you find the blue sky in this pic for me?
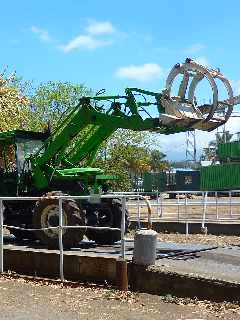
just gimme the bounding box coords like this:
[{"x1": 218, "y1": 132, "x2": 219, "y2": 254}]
[{"x1": 1, "y1": 0, "x2": 240, "y2": 160}]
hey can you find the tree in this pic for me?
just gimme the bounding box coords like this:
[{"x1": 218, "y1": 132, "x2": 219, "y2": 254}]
[
  {"x1": 201, "y1": 131, "x2": 233, "y2": 162},
  {"x1": 28, "y1": 81, "x2": 90, "y2": 131},
  {"x1": 93, "y1": 129, "x2": 158, "y2": 190},
  {"x1": 0, "y1": 72, "x2": 29, "y2": 131},
  {"x1": 149, "y1": 149, "x2": 168, "y2": 172}
]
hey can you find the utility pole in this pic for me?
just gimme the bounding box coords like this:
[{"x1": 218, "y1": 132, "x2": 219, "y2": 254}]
[{"x1": 185, "y1": 130, "x2": 196, "y2": 167}]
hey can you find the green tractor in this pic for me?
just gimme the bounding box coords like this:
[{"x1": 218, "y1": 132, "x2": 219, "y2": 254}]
[{"x1": 0, "y1": 59, "x2": 235, "y2": 248}]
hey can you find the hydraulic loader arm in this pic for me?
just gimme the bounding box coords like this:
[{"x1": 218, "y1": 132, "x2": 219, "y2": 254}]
[
  {"x1": 30, "y1": 59, "x2": 235, "y2": 189},
  {"x1": 31, "y1": 87, "x2": 187, "y2": 188}
]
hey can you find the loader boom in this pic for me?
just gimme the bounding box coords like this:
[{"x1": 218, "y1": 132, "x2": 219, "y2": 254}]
[
  {"x1": 30, "y1": 59, "x2": 236, "y2": 190},
  {"x1": 30, "y1": 88, "x2": 187, "y2": 189}
]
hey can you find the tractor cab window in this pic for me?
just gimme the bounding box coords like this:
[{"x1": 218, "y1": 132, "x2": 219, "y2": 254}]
[{"x1": 16, "y1": 139, "x2": 44, "y2": 172}]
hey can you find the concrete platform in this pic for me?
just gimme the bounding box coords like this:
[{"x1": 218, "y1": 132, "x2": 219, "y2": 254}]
[{"x1": 3, "y1": 236, "x2": 240, "y2": 301}]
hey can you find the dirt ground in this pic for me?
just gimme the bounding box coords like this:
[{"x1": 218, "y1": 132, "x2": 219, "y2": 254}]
[
  {"x1": 126, "y1": 229, "x2": 240, "y2": 247},
  {"x1": 153, "y1": 233, "x2": 240, "y2": 247},
  {"x1": 1, "y1": 274, "x2": 240, "y2": 320}
]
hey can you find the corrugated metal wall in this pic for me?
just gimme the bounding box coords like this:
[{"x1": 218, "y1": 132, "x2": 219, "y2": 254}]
[
  {"x1": 143, "y1": 172, "x2": 167, "y2": 192},
  {"x1": 218, "y1": 142, "x2": 240, "y2": 161},
  {"x1": 201, "y1": 164, "x2": 240, "y2": 190}
]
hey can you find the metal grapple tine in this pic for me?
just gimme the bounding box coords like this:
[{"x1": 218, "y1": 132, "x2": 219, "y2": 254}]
[
  {"x1": 178, "y1": 71, "x2": 190, "y2": 99},
  {"x1": 163, "y1": 58, "x2": 234, "y2": 130}
]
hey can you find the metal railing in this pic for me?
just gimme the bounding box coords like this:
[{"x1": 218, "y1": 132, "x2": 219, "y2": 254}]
[
  {"x1": 125, "y1": 190, "x2": 240, "y2": 230},
  {"x1": 0, "y1": 193, "x2": 152, "y2": 281},
  {"x1": 1, "y1": 190, "x2": 240, "y2": 281}
]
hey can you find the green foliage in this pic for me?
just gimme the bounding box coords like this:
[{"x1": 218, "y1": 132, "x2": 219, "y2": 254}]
[
  {"x1": 0, "y1": 73, "x2": 30, "y2": 131},
  {"x1": 28, "y1": 81, "x2": 90, "y2": 131},
  {"x1": 94, "y1": 130, "x2": 167, "y2": 191},
  {"x1": 201, "y1": 131, "x2": 233, "y2": 162},
  {"x1": 149, "y1": 149, "x2": 167, "y2": 172}
]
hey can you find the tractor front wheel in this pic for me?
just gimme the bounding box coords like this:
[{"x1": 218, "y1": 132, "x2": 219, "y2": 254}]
[{"x1": 32, "y1": 192, "x2": 85, "y2": 249}]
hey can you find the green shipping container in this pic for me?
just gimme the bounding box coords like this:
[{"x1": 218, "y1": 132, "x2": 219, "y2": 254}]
[
  {"x1": 143, "y1": 172, "x2": 167, "y2": 192},
  {"x1": 200, "y1": 164, "x2": 240, "y2": 190},
  {"x1": 218, "y1": 142, "x2": 240, "y2": 161},
  {"x1": 143, "y1": 173, "x2": 152, "y2": 192}
]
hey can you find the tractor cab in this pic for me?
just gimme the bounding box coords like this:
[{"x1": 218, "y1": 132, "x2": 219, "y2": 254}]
[{"x1": 0, "y1": 130, "x2": 48, "y2": 196}]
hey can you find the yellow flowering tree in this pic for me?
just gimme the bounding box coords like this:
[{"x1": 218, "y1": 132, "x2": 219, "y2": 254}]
[{"x1": 0, "y1": 72, "x2": 29, "y2": 131}]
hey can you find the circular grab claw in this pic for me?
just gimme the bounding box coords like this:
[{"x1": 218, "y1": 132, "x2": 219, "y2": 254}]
[{"x1": 164, "y1": 58, "x2": 234, "y2": 129}]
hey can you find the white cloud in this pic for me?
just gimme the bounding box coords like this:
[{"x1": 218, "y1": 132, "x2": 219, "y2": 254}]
[
  {"x1": 115, "y1": 63, "x2": 163, "y2": 82},
  {"x1": 231, "y1": 79, "x2": 240, "y2": 95},
  {"x1": 224, "y1": 116, "x2": 240, "y2": 133},
  {"x1": 59, "y1": 20, "x2": 116, "y2": 53},
  {"x1": 30, "y1": 26, "x2": 51, "y2": 42},
  {"x1": 184, "y1": 43, "x2": 206, "y2": 54},
  {"x1": 59, "y1": 35, "x2": 111, "y2": 52},
  {"x1": 194, "y1": 56, "x2": 209, "y2": 67},
  {"x1": 86, "y1": 21, "x2": 115, "y2": 35}
]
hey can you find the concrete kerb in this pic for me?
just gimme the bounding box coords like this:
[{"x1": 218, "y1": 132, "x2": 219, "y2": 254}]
[
  {"x1": 129, "y1": 263, "x2": 240, "y2": 302},
  {"x1": 3, "y1": 247, "x2": 117, "y2": 282},
  {"x1": 3, "y1": 245, "x2": 240, "y2": 302}
]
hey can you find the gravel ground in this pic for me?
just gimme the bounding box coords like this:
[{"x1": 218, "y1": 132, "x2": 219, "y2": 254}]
[
  {"x1": 157, "y1": 233, "x2": 240, "y2": 247},
  {"x1": 127, "y1": 231, "x2": 240, "y2": 247},
  {"x1": 1, "y1": 274, "x2": 240, "y2": 320}
]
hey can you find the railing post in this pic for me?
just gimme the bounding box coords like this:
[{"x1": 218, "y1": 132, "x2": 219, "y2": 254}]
[
  {"x1": 160, "y1": 192, "x2": 163, "y2": 217},
  {"x1": 137, "y1": 192, "x2": 141, "y2": 229},
  {"x1": 215, "y1": 191, "x2": 219, "y2": 220},
  {"x1": 184, "y1": 193, "x2": 187, "y2": 217},
  {"x1": 121, "y1": 197, "x2": 126, "y2": 260},
  {"x1": 156, "y1": 191, "x2": 159, "y2": 216},
  {"x1": 202, "y1": 192, "x2": 208, "y2": 229},
  {"x1": 58, "y1": 198, "x2": 64, "y2": 282},
  {"x1": 0, "y1": 200, "x2": 3, "y2": 273},
  {"x1": 186, "y1": 221, "x2": 189, "y2": 237},
  {"x1": 177, "y1": 192, "x2": 180, "y2": 221},
  {"x1": 229, "y1": 191, "x2": 233, "y2": 218}
]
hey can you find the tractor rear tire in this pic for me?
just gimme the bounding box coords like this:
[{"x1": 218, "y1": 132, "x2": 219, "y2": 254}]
[
  {"x1": 85, "y1": 199, "x2": 129, "y2": 245},
  {"x1": 32, "y1": 192, "x2": 85, "y2": 249}
]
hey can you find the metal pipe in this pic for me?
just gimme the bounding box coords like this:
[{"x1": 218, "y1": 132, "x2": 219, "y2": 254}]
[
  {"x1": 58, "y1": 198, "x2": 64, "y2": 282},
  {"x1": 156, "y1": 191, "x2": 160, "y2": 216},
  {"x1": 137, "y1": 192, "x2": 141, "y2": 229},
  {"x1": 160, "y1": 192, "x2": 163, "y2": 218},
  {"x1": 0, "y1": 200, "x2": 3, "y2": 273},
  {"x1": 215, "y1": 191, "x2": 219, "y2": 220},
  {"x1": 127, "y1": 201, "x2": 240, "y2": 207},
  {"x1": 1, "y1": 189, "x2": 240, "y2": 201},
  {"x1": 229, "y1": 191, "x2": 233, "y2": 218},
  {"x1": 177, "y1": 193, "x2": 180, "y2": 221},
  {"x1": 185, "y1": 221, "x2": 189, "y2": 237},
  {"x1": 121, "y1": 197, "x2": 126, "y2": 260},
  {"x1": 184, "y1": 193, "x2": 187, "y2": 217},
  {"x1": 202, "y1": 192, "x2": 208, "y2": 229}
]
